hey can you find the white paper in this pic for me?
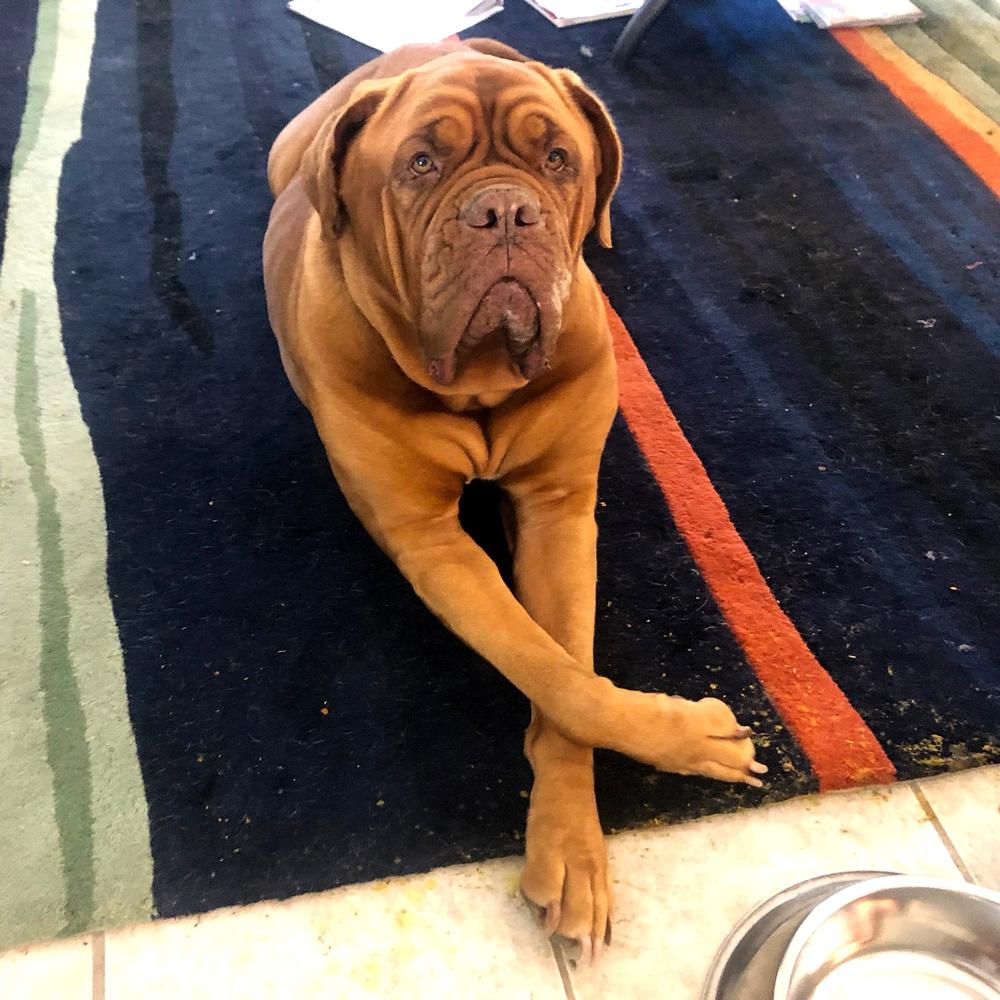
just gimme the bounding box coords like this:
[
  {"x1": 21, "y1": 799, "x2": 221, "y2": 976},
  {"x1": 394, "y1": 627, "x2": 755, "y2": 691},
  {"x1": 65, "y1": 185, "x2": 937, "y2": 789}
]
[
  {"x1": 289, "y1": 0, "x2": 504, "y2": 53},
  {"x1": 522, "y1": 0, "x2": 642, "y2": 27},
  {"x1": 801, "y1": 0, "x2": 922, "y2": 25},
  {"x1": 774, "y1": 0, "x2": 814, "y2": 23},
  {"x1": 538, "y1": 0, "x2": 639, "y2": 17}
]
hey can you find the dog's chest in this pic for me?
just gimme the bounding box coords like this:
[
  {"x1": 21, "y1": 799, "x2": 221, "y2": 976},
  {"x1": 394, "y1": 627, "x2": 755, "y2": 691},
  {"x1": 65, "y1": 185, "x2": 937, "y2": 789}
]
[{"x1": 437, "y1": 390, "x2": 516, "y2": 413}]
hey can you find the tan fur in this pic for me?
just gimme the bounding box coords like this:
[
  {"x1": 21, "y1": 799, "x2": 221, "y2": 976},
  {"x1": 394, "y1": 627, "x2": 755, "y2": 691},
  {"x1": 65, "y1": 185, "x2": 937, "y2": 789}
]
[{"x1": 263, "y1": 40, "x2": 761, "y2": 960}]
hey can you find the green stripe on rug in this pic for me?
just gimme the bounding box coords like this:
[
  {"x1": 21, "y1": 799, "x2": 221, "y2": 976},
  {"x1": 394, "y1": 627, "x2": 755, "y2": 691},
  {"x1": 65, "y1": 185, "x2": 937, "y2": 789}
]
[
  {"x1": 0, "y1": 0, "x2": 154, "y2": 949},
  {"x1": 967, "y1": 0, "x2": 1000, "y2": 19},
  {"x1": 9, "y1": 0, "x2": 58, "y2": 181},
  {"x1": 14, "y1": 290, "x2": 96, "y2": 936},
  {"x1": 886, "y1": 23, "x2": 1000, "y2": 121},
  {"x1": 916, "y1": 0, "x2": 1000, "y2": 92}
]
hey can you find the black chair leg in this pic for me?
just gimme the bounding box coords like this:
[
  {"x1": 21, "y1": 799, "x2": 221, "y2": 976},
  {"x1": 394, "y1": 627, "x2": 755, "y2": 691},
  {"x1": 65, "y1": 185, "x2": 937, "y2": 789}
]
[{"x1": 611, "y1": 0, "x2": 674, "y2": 66}]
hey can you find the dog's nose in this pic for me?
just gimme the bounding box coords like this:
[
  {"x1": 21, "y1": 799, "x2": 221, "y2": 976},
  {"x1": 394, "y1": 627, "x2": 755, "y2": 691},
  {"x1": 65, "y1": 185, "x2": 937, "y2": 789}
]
[{"x1": 461, "y1": 185, "x2": 540, "y2": 233}]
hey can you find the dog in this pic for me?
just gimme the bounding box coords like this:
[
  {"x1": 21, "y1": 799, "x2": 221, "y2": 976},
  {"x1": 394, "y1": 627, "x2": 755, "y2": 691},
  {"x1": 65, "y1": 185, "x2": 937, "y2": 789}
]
[{"x1": 263, "y1": 37, "x2": 764, "y2": 961}]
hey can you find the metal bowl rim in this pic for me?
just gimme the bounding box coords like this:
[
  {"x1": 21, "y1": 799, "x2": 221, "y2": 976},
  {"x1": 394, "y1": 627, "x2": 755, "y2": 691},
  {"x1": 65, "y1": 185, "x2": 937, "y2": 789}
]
[
  {"x1": 773, "y1": 874, "x2": 1000, "y2": 1000},
  {"x1": 700, "y1": 870, "x2": 897, "y2": 1000}
]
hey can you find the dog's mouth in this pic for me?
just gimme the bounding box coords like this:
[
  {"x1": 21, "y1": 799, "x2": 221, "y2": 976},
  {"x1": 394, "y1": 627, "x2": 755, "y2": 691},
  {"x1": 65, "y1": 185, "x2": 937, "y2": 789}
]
[{"x1": 427, "y1": 279, "x2": 548, "y2": 386}]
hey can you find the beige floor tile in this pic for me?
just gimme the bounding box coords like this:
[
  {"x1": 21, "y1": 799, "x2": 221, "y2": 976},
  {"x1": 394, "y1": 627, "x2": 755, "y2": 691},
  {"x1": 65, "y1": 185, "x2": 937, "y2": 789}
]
[
  {"x1": 105, "y1": 858, "x2": 565, "y2": 1000},
  {"x1": 564, "y1": 782, "x2": 964, "y2": 1000},
  {"x1": 0, "y1": 934, "x2": 93, "y2": 1000},
  {"x1": 917, "y1": 765, "x2": 1000, "y2": 889}
]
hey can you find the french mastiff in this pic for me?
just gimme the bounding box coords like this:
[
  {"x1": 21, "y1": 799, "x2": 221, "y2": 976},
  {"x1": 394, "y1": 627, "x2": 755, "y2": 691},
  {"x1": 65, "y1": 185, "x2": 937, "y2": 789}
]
[{"x1": 263, "y1": 37, "x2": 765, "y2": 960}]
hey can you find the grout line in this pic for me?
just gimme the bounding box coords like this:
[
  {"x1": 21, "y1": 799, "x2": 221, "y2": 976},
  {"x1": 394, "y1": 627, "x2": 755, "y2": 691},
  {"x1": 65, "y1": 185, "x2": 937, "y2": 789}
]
[
  {"x1": 550, "y1": 939, "x2": 577, "y2": 1000},
  {"x1": 91, "y1": 932, "x2": 105, "y2": 1000},
  {"x1": 912, "y1": 783, "x2": 975, "y2": 883}
]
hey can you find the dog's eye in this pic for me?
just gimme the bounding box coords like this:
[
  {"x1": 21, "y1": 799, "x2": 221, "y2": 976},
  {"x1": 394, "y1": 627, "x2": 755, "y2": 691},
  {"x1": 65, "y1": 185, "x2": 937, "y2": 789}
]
[
  {"x1": 409, "y1": 152, "x2": 436, "y2": 176},
  {"x1": 545, "y1": 148, "x2": 567, "y2": 171}
]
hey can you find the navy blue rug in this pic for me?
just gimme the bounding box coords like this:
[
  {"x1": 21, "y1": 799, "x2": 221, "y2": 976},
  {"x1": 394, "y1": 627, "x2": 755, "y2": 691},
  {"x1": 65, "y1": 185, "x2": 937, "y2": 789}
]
[{"x1": 2, "y1": 0, "x2": 997, "y2": 931}]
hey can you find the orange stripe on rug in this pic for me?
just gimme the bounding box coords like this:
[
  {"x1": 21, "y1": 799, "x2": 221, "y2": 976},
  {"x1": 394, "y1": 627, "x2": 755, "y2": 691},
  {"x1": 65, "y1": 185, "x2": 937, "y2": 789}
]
[
  {"x1": 604, "y1": 296, "x2": 896, "y2": 791},
  {"x1": 833, "y1": 27, "x2": 1000, "y2": 198}
]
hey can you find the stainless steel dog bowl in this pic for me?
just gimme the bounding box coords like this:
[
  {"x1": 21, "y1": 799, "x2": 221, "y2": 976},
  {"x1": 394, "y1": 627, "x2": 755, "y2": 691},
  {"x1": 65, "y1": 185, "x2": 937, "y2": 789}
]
[
  {"x1": 702, "y1": 871, "x2": 897, "y2": 1000},
  {"x1": 775, "y1": 876, "x2": 1000, "y2": 1000},
  {"x1": 703, "y1": 873, "x2": 1000, "y2": 1000}
]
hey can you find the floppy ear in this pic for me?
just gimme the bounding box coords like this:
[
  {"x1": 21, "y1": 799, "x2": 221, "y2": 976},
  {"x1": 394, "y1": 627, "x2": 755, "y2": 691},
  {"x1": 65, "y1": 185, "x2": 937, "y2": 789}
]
[
  {"x1": 302, "y1": 80, "x2": 390, "y2": 237},
  {"x1": 556, "y1": 70, "x2": 622, "y2": 249}
]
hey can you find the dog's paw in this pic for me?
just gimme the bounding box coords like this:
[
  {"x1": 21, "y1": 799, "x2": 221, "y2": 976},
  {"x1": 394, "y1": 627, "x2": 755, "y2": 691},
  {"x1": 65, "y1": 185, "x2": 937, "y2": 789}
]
[
  {"x1": 620, "y1": 692, "x2": 767, "y2": 787},
  {"x1": 519, "y1": 784, "x2": 611, "y2": 965}
]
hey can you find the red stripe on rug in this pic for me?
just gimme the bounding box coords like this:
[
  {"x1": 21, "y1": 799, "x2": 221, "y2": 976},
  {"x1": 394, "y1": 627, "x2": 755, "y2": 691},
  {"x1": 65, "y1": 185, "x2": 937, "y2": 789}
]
[{"x1": 605, "y1": 295, "x2": 896, "y2": 790}]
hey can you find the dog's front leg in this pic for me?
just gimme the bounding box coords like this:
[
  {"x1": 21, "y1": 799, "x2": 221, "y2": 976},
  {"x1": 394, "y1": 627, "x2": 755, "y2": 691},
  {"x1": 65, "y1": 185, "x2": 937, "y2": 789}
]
[
  {"x1": 506, "y1": 482, "x2": 611, "y2": 963},
  {"x1": 316, "y1": 403, "x2": 764, "y2": 781},
  {"x1": 314, "y1": 407, "x2": 617, "y2": 746}
]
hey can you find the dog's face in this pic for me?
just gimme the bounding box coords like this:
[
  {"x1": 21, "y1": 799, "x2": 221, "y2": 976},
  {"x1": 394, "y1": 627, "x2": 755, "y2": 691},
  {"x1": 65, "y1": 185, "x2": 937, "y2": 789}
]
[{"x1": 304, "y1": 52, "x2": 621, "y2": 390}]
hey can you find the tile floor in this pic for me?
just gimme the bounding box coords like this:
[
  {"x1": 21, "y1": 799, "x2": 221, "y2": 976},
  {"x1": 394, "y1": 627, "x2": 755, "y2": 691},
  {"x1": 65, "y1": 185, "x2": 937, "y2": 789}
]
[{"x1": 2, "y1": 765, "x2": 997, "y2": 1000}]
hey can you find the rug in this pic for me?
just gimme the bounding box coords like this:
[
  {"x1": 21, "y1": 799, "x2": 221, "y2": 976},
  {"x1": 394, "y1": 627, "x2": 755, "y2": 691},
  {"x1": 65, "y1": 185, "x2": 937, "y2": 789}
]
[{"x1": 1, "y1": 0, "x2": 998, "y2": 950}]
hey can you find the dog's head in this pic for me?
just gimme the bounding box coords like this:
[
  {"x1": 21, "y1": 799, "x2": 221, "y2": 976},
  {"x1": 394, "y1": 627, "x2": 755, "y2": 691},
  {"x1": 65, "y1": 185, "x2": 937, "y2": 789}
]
[{"x1": 302, "y1": 45, "x2": 621, "y2": 392}]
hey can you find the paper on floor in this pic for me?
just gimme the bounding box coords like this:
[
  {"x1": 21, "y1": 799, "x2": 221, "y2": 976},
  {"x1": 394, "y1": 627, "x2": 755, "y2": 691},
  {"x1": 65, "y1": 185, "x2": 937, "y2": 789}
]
[
  {"x1": 288, "y1": 0, "x2": 503, "y2": 53},
  {"x1": 774, "y1": 0, "x2": 922, "y2": 24},
  {"x1": 774, "y1": 0, "x2": 814, "y2": 23},
  {"x1": 803, "y1": 0, "x2": 922, "y2": 25},
  {"x1": 521, "y1": 0, "x2": 642, "y2": 27}
]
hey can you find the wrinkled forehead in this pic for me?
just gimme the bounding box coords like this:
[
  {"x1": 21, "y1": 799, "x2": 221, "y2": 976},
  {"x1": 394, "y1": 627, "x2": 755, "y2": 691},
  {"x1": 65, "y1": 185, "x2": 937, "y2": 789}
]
[{"x1": 385, "y1": 56, "x2": 581, "y2": 146}]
